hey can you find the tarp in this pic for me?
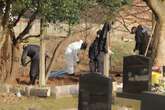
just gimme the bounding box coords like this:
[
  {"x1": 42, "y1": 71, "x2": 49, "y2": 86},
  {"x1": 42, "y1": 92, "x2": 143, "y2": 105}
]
[{"x1": 48, "y1": 69, "x2": 67, "y2": 78}]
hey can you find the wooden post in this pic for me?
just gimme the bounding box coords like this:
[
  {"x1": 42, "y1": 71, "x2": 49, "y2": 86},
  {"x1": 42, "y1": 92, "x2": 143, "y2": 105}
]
[
  {"x1": 39, "y1": 18, "x2": 46, "y2": 87},
  {"x1": 104, "y1": 32, "x2": 110, "y2": 77}
]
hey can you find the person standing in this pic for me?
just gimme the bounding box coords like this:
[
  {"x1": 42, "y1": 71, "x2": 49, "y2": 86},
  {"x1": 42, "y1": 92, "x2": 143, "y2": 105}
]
[
  {"x1": 97, "y1": 22, "x2": 111, "y2": 74},
  {"x1": 131, "y1": 24, "x2": 150, "y2": 55},
  {"x1": 88, "y1": 30, "x2": 101, "y2": 72}
]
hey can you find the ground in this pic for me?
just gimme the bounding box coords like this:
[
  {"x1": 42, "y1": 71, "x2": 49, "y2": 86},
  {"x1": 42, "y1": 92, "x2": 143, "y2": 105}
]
[
  {"x1": 0, "y1": 93, "x2": 77, "y2": 110},
  {"x1": 0, "y1": 93, "x2": 138, "y2": 110}
]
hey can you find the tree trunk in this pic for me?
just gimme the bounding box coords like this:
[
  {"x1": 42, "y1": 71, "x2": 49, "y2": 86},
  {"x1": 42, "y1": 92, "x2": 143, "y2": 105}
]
[
  {"x1": 144, "y1": 0, "x2": 165, "y2": 66},
  {"x1": 0, "y1": 29, "x2": 7, "y2": 49},
  {"x1": 153, "y1": 21, "x2": 165, "y2": 66},
  {"x1": 6, "y1": 44, "x2": 21, "y2": 83},
  {"x1": 0, "y1": 31, "x2": 12, "y2": 82},
  {"x1": 0, "y1": 0, "x2": 37, "y2": 83},
  {"x1": 0, "y1": 30, "x2": 21, "y2": 83}
]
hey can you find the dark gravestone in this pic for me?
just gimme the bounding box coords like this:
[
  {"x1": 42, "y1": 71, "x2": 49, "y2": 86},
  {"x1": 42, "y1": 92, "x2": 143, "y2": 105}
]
[
  {"x1": 78, "y1": 73, "x2": 112, "y2": 110},
  {"x1": 141, "y1": 92, "x2": 165, "y2": 110},
  {"x1": 123, "y1": 55, "x2": 152, "y2": 93},
  {"x1": 163, "y1": 66, "x2": 165, "y2": 76}
]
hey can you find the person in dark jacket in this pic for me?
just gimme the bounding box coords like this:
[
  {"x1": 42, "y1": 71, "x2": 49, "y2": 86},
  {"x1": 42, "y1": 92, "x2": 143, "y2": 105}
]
[
  {"x1": 88, "y1": 30, "x2": 101, "y2": 72},
  {"x1": 131, "y1": 24, "x2": 150, "y2": 55},
  {"x1": 98, "y1": 22, "x2": 111, "y2": 53},
  {"x1": 21, "y1": 45, "x2": 40, "y2": 85},
  {"x1": 89, "y1": 22, "x2": 111, "y2": 74},
  {"x1": 97, "y1": 22, "x2": 111, "y2": 74}
]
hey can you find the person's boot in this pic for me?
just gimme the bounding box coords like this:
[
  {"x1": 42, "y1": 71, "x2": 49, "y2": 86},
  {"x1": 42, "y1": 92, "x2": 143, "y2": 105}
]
[
  {"x1": 31, "y1": 79, "x2": 36, "y2": 85},
  {"x1": 29, "y1": 77, "x2": 36, "y2": 85}
]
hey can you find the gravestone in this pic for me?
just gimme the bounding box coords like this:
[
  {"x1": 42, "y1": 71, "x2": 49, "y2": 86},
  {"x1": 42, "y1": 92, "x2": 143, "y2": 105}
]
[
  {"x1": 123, "y1": 55, "x2": 152, "y2": 93},
  {"x1": 78, "y1": 73, "x2": 112, "y2": 110},
  {"x1": 163, "y1": 66, "x2": 165, "y2": 76},
  {"x1": 141, "y1": 92, "x2": 165, "y2": 110}
]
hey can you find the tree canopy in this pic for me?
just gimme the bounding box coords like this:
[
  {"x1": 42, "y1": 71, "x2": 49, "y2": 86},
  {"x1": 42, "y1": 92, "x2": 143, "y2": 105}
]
[{"x1": 0, "y1": 0, "x2": 132, "y2": 25}]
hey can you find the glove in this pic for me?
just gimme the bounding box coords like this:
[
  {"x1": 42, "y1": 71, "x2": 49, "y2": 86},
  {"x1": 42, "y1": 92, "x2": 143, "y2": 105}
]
[
  {"x1": 108, "y1": 49, "x2": 114, "y2": 55},
  {"x1": 103, "y1": 48, "x2": 108, "y2": 53}
]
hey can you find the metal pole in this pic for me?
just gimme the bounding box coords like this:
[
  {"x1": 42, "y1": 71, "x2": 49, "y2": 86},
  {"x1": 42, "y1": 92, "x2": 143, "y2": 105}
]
[{"x1": 39, "y1": 18, "x2": 46, "y2": 87}]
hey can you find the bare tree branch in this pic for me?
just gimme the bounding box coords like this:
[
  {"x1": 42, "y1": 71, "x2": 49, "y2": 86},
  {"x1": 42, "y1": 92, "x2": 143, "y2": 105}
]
[
  {"x1": 116, "y1": 14, "x2": 131, "y2": 33},
  {"x1": 21, "y1": 34, "x2": 40, "y2": 42},
  {"x1": 123, "y1": 17, "x2": 152, "y2": 22},
  {"x1": 9, "y1": 28, "x2": 16, "y2": 43},
  {"x1": 15, "y1": 10, "x2": 38, "y2": 42},
  {"x1": 12, "y1": 8, "x2": 28, "y2": 27},
  {"x1": 143, "y1": 0, "x2": 159, "y2": 20},
  {"x1": 45, "y1": 37, "x2": 67, "y2": 81},
  {"x1": 128, "y1": 14, "x2": 151, "y2": 22},
  {"x1": 131, "y1": 4, "x2": 148, "y2": 8},
  {"x1": 124, "y1": 9, "x2": 151, "y2": 18},
  {"x1": 121, "y1": 19, "x2": 131, "y2": 32}
]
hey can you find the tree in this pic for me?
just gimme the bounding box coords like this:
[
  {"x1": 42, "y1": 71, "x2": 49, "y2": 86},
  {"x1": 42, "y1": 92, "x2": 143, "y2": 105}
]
[{"x1": 143, "y1": 0, "x2": 165, "y2": 66}]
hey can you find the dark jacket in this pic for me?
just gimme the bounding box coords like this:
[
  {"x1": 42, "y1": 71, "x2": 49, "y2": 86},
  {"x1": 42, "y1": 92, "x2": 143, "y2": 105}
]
[
  {"x1": 98, "y1": 22, "x2": 111, "y2": 53},
  {"x1": 88, "y1": 38, "x2": 99, "y2": 60},
  {"x1": 134, "y1": 25, "x2": 151, "y2": 55},
  {"x1": 135, "y1": 26, "x2": 144, "y2": 44},
  {"x1": 21, "y1": 45, "x2": 40, "y2": 66}
]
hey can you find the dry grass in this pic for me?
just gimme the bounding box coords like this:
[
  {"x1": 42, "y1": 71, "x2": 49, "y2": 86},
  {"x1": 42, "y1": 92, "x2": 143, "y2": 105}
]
[
  {"x1": 110, "y1": 38, "x2": 134, "y2": 71},
  {"x1": 0, "y1": 96, "x2": 77, "y2": 110}
]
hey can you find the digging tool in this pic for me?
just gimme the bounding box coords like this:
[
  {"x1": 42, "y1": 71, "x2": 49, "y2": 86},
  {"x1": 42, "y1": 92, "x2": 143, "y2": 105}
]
[{"x1": 144, "y1": 22, "x2": 157, "y2": 56}]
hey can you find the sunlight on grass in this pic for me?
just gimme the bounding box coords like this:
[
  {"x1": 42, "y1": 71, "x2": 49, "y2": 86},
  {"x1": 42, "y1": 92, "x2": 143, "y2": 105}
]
[
  {"x1": 0, "y1": 96, "x2": 78, "y2": 110},
  {"x1": 111, "y1": 38, "x2": 134, "y2": 71}
]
